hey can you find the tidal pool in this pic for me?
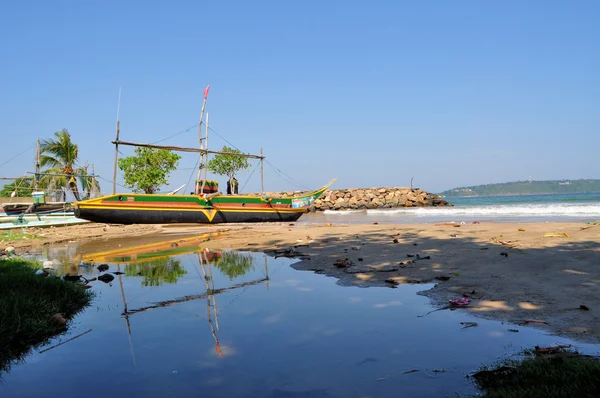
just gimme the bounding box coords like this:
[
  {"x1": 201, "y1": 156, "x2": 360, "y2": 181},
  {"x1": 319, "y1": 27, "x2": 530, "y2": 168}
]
[{"x1": 3, "y1": 236, "x2": 599, "y2": 397}]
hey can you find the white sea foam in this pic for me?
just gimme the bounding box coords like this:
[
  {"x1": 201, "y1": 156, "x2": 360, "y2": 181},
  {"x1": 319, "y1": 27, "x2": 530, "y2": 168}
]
[
  {"x1": 323, "y1": 209, "x2": 364, "y2": 215},
  {"x1": 366, "y1": 203, "x2": 600, "y2": 217}
]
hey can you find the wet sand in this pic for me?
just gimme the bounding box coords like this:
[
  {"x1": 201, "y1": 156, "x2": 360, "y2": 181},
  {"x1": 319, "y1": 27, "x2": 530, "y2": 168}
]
[{"x1": 5, "y1": 220, "x2": 600, "y2": 343}]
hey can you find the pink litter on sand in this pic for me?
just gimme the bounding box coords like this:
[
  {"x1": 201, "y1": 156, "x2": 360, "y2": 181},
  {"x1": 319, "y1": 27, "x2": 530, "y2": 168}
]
[{"x1": 449, "y1": 297, "x2": 470, "y2": 306}]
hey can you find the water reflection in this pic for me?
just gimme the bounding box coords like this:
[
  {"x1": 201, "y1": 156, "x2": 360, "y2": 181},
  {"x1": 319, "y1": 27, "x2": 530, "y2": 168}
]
[
  {"x1": 124, "y1": 258, "x2": 187, "y2": 287},
  {"x1": 5, "y1": 237, "x2": 600, "y2": 398}
]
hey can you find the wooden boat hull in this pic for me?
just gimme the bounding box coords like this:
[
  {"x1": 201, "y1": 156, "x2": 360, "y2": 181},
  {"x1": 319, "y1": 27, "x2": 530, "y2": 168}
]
[
  {"x1": 74, "y1": 179, "x2": 335, "y2": 225},
  {"x1": 75, "y1": 207, "x2": 305, "y2": 224}
]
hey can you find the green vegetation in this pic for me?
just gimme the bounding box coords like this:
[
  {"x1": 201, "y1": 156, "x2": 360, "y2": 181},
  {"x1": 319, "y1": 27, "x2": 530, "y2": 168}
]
[
  {"x1": 473, "y1": 349, "x2": 600, "y2": 397},
  {"x1": 0, "y1": 177, "x2": 38, "y2": 197},
  {"x1": 214, "y1": 251, "x2": 255, "y2": 280},
  {"x1": 0, "y1": 258, "x2": 93, "y2": 373},
  {"x1": 0, "y1": 230, "x2": 40, "y2": 243},
  {"x1": 207, "y1": 146, "x2": 250, "y2": 193},
  {"x1": 124, "y1": 257, "x2": 187, "y2": 287},
  {"x1": 117, "y1": 147, "x2": 182, "y2": 194},
  {"x1": 440, "y1": 179, "x2": 600, "y2": 197},
  {"x1": 40, "y1": 129, "x2": 100, "y2": 201}
]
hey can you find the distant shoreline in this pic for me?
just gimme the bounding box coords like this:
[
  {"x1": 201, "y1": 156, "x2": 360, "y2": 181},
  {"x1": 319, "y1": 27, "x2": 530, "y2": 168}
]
[{"x1": 441, "y1": 191, "x2": 600, "y2": 198}]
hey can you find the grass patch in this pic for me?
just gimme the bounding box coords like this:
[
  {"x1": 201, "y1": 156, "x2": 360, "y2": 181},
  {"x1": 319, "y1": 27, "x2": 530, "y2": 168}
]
[
  {"x1": 0, "y1": 258, "x2": 93, "y2": 374},
  {"x1": 472, "y1": 349, "x2": 600, "y2": 397},
  {"x1": 0, "y1": 230, "x2": 40, "y2": 244}
]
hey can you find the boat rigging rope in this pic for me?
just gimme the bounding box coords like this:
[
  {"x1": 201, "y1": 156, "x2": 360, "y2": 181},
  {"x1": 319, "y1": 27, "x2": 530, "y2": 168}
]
[
  {"x1": 240, "y1": 160, "x2": 260, "y2": 192},
  {"x1": 0, "y1": 144, "x2": 36, "y2": 169},
  {"x1": 183, "y1": 155, "x2": 200, "y2": 194},
  {"x1": 264, "y1": 159, "x2": 310, "y2": 190},
  {"x1": 151, "y1": 122, "x2": 200, "y2": 145}
]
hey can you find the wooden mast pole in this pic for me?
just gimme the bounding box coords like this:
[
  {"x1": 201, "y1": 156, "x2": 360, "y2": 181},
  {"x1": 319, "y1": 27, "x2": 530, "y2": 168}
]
[
  {"x1": 34, "y1": 138, "x2": 40, "y2": 191},
  {"x1": 260, "y1": 148, "x2": 264, "y2": 195},
  {"x1": 200, "y1": 112, "x2": 209, "y2": 195},
  {"x1": 195, "y1": 84, "x2": 210, "y2": 194},
  {"x1": 112, "y1": 87, "x2": 122, "y2": 194}
]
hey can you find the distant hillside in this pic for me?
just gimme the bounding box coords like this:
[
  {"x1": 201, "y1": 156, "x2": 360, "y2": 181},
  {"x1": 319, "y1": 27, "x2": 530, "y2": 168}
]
[{"x1": 439, "y1": 179, "x2": 600, "y2": 197}]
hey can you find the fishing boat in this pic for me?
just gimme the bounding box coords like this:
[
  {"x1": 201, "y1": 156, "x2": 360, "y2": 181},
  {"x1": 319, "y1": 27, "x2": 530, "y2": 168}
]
[
  {"x1": 74, "y1": 85, "x2": 336, "y2": 225},
  {"x1": 74, "y1": 179, "x2": 333, "y2": 224}
]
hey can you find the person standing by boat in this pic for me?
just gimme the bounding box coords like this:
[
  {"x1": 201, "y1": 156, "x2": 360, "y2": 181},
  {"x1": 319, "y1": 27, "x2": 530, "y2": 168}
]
[{"x1": 227, "y1": 177, "x2": 239, "y2": 195}]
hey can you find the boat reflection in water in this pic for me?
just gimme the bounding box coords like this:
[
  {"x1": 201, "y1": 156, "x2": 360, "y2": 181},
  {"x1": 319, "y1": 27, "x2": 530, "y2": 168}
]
[{"x1": 82, "y1": 233, "x2": 269, "y2": 361}]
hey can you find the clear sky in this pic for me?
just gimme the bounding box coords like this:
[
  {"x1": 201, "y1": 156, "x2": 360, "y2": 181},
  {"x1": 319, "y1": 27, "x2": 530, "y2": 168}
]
[{"x1": 1, "y1": 0, "x2": 598, "y2": 194}]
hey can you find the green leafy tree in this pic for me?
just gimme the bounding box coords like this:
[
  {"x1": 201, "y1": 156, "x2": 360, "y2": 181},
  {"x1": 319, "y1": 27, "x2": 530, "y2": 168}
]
[
  {"x1": 206, "y1": 146, "x2": 250, "y2": 193},
  {"x1": 0, "y1": 177, "x2": 37, "y2": 197},
  {"x1": 40, "y1": 129, "x2": 100, "y2": 201},
  {"x1": 124, "y1": 258, "x2": 187, "y2": 287},
  {"x1": 117, "y1": 147, "x2": 181, "y2": 194},
  {"x1": 214, "y1": 251, "x2": 254, "y2": 280}
]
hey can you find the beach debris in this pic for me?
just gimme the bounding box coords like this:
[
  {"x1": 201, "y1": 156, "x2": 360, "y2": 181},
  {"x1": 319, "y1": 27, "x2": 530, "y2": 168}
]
[
  {"x1": 97, "y1": 264, "x2": 109, "y2": 272},
  {"x1": 406, "y1": 254, "x2": 415, "y2": 257},
  {"x1": 63, "y1": 274, "x2": 83, "y2": 282},
  {"x1": 334, "y1": 258, "x2": 354, "y2": 268},
  {"x1": 42, "y1": 260, "x2": 55, "y2": 269},
  {"x1": 51, "y1": 313, "x2": 67, "y2": 326},
  {"x1": 580, "y1": 305, "x2": 590, "y2": 311},
  {"x1": 351, "y1": 246, "x2": 361, "y2": 251},
  {"x1": 507, "y1": 329, "x2": 519, "y2": 333},
  {"x1": 434, "y1": 223, "x2": 460, "y2": 227},
  {"x1": 520, "y1": 319, "x2": 550, "y2": 325},
  {"x1": 401, "y1": 369, "x2": 420, "y2": 374},
  {"x1": 373, "y1": 222, "x2": 379, "y2": 225},
  {"x1": 392, "y1": 238, "x2": 399, "y2": 243},
  {"x1": 471, "y1": 365, "x2": 517, "y2": 380},
  {"x1": 518, "y1": 228, "x2": 525, "y2": 232},
  {"x1": 454, "y1": 271, "x2": 460, "y2": 276},
  {"x1": 435, "y1": 276, "x2": 451, "y2": 281},
  {"x1": 413, "y1": 243, "x2": 418, "y2": 246},
  {"x1": 376, "y1": 375, "x2": 391, "y2": 381},
  {"x1": 273, "y1": 247, "x2": 305, "y2": 258},
  {"x1": 490, "y1": 236, "x2": 519, "y2": 248},
  {"x1": 112, "y1": 271, "x2": 124, "y2": 275},
  {"x1": 98, "y1": 273, "x2": 115, "y2": 283},
  {"x1": 4, "y1": 246, "x2": 15, "y2": 255},
  {"x1": 432, "y1": 368, "x2": 447, "y2": 373},
  {"x1": 449, "y1": 297, "x2": 470, "y2": 306},
  {"x1": 534, "y1": 344, "x2": 571, "y2": 355},
  {"x1": 543, "y1": 232, "x2": 571, "y2": 238},
  {"x1": 450, "y1": 233, "x2": 458, "y2": 237},
  {"x1": 358, "y1": 257, "x2": 363, "y2": 261},
  {"x1": 479, "y1": 247, "x2": 489, "y2": 250},
  {"x1": 460, "y1": 321, "x2": 478, "y2": 329},
  {"x1": 36, "y1": 269, "x2": 49, "y2": 277},
  {"x1": 472, "y1": 221, "x2": 480, "y2": 224},
  {"x1": 500, "y1": 252, "x2": 508, "y2": 257}
]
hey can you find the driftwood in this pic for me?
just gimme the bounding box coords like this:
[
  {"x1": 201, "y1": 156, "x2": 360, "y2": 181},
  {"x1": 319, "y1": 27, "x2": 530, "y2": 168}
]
[{"x1": 123, "y1": 278, "x2": 268, "y2": 316}]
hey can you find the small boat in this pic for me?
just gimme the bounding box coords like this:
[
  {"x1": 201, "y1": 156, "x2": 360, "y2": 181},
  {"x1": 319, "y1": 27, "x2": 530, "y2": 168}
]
[
  {"x1": 74, "y1": 179, "x2": 334, "y2": 224},
  {"x1": 0, "y1": 216, "x2": 89, "y2": 230}
]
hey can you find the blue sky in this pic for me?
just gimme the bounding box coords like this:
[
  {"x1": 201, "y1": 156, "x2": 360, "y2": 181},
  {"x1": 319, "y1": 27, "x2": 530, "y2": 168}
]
[{"x1": 1, "y1": 0, "x2": 598, "y2": 194}]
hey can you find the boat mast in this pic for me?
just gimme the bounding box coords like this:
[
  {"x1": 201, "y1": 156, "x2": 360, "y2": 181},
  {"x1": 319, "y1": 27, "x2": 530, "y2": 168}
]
[
  {"x1": 200, "y1": 112, "x2": 209, "y2": 195},
  {"x1": 112, "y1": 87, "x2": 122, "y2": 194},
  {"x1": 34, "y1": 138, "x2": 40, "y2": 191},
  {"x1": 196, "y1": 84, "x2": 210, "y2": 194},
  {"x1": 260, "y1": 147, "x2": 264, "y2": 195}
]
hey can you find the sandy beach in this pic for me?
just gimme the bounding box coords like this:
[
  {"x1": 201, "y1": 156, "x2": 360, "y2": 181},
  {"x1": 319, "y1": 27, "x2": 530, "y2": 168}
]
[{"x1": 5, "y1": 220, "x2": 600, "y2": 343}]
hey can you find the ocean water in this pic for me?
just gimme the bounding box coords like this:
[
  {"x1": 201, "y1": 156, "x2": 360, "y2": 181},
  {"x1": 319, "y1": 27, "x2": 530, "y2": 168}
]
[{"x1": 302, "y1": 192, "x2": 600, "y2": 224}]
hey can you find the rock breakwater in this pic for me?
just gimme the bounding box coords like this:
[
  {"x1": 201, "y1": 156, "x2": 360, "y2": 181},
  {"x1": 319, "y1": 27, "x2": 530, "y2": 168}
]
[{"x1": 256, "y1": 187, "x2": 451, "y2": 211}]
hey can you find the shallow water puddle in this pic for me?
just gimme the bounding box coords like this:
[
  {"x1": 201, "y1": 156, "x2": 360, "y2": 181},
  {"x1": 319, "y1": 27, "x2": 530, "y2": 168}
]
[{"x1": 3, "y1": 239, "x2": 600, "y2": 398}]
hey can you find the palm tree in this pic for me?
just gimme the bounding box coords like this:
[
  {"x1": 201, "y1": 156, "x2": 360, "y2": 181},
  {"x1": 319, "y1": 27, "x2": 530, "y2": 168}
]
[{"x1": 40, "y1": 129, "x2": 100, "y2": 201}]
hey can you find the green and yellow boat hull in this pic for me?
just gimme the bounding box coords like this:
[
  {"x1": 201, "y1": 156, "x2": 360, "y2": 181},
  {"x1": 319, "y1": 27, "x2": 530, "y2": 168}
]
[{"x1": 74, "y1": 179, "x2": 335, "y2": 225}]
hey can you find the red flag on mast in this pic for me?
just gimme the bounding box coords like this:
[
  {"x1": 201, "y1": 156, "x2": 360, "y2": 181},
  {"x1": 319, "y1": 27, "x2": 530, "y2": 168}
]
[{"x1": 204, "y1": 84, "x2": 210, "y2": 99}]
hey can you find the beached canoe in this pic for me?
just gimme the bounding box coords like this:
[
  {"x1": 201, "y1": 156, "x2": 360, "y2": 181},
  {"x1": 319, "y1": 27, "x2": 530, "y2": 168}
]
[{"x1": 74, "y1": 179, "x2": 335, "y2": 225}]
